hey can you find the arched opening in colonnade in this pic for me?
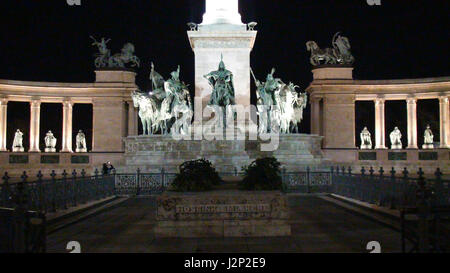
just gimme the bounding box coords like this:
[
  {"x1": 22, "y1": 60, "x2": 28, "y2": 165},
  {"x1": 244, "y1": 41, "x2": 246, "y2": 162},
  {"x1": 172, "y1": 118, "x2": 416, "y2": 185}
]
[
  {"x1": 355, "y1": 101, "x2": 375, "y2": 148},
  {"x1": 39, "y1": 103, "x2": 63, "y2": 152},
  {"x1": 417, "y1": 99, "x2": 440, "y2": 147},
  {"x1": 385, "y1": 101, "x2": 407, "y2": 149},
  {"x1": 73, "y1": 104, "x2": 93, "y2": 152},
  {"x1": 6, "y1": 101, "x2": 30, "y2": 151}
]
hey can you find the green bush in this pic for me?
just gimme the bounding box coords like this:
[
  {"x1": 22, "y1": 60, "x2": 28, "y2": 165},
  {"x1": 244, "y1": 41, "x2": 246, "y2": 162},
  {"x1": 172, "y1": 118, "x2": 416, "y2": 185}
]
[
  {"x1": 240, "y1": 157, "x2": 283, "y2": 191},
  {"x1": 171, "y1": 159, "x2": 222, "y2": 192}
]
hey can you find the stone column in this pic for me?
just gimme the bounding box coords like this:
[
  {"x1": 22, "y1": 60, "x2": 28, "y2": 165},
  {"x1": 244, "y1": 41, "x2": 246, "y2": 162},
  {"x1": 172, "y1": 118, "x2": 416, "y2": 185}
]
[
  {"x1": 29, "y1": 99, "x2": 41, "y2": 152},
  {"x1": 0, "y1": 98, "x2": 7, "y2": 151},
  {"x1": 322, "y1": 94, "x2": 356, "y2": 148},
  {"x1": 61, "y1": 100, "x2": 73, "y2": 152},
  {"x1": 374, "y1": 98, "x2": 387, "y2": 149},
  {"x1": 310, "y1": 97, "x2": 321, "y2": 135},
  {"x1": 406, "y1": 98, "x2": 418, "y2": 149},
  {"x1": 92, "y1": 99, "x2": 127, "y2": 152},
  {"x1": 127, "y1": 101, "x2": 138, "y2": 136},
  {"x1": 439, "y1": 96, "x2": 450, "y2": 148}
]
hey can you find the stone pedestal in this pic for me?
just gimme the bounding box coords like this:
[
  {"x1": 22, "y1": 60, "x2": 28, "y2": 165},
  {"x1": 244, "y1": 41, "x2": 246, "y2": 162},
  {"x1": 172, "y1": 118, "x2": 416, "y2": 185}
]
[
  {"x1": 360, "y1": 144, "x2": 372, "y2": 150},
  {"x1": 422, "y1": 144, "x2": 434, "y2": 149},
  {"x1": 187, "y1": 25, "x2": 257, "y2": 125},
  {"x1": 12, "y1": 147, "x2": 24, "y2": 152},
  {"x1": 45, "y1": 147, "x2": 56, "y2": 153},
  {"x1": 391, "y1": 144, "x2": 403, "y2": 150},
  {"x1": 75, "y1": 147, "x2": 87, "y2": 153},
  {"x1": 312, "y1": 66, "x2": 354, "y2": 80},
  {"x1": 121, "y1": 134, "x2": 325, "y2": 173},
  {"x1": 155, "y1": 190, "x2": 291, "y2": 238}
]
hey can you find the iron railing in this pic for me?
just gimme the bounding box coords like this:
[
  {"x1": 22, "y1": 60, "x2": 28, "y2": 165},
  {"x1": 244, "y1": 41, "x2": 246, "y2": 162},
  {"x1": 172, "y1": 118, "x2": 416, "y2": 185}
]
[{"x1": 0, "y1": 169, "x2": 115, "y2": 213}]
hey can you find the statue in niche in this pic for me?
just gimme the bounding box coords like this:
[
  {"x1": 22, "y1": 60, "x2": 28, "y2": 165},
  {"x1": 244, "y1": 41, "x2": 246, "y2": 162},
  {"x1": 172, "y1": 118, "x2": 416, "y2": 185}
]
[
  {"x1": 165, "y1": 66, "x2": 193, "y2": 136},
  {"x1": 204, "y1": 55, "x2": 235, "y2": 107},
  {"x1": 44, "y1": 130, "x2": 57, "y2": 152},
  {"x1": 423, "y1": 125, "x2": 434, "y2": 149},
  {"x1": 12, "y1": 129, "x2": 24, "y2": 152},
  {"x1": 90, "y1": 36, "x2": 140, "y2": 68},
  {"x1": 389, "y1": 127, "x2": 402, "y2": 150},
  {"x1": 306, "y1": 32, "x2": 355, "y2": 66},
  {"x1": 76, "y1": 130, "x2": 87, "y2": 153},
  {"x1": 204, "y1": 55, "x2": 236, "y2": 129},
  {"x1": 360, "y1": 127, "x2": 373, "y2": 149}
]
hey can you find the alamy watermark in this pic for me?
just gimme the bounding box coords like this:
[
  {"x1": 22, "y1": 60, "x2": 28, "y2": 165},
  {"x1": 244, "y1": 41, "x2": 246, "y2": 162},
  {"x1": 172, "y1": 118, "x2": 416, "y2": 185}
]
[
  {"x1": 367, "y1": 0, "x2": 381, "y2": 6},
  {"x1": 67, "y1": 0, "x2": 81, "y2": 6}
]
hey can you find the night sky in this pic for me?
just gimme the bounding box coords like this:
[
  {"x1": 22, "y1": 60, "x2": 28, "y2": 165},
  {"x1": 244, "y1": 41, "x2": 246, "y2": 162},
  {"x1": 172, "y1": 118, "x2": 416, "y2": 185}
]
[{"x1": 0, "y1": 0, "x2": 449, "y2": 147}]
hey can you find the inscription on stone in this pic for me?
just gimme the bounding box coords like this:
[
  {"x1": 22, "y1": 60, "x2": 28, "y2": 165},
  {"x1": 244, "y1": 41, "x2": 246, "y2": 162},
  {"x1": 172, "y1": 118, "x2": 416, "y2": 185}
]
[
  {"x1": 419, "y1": 152, "x2": 438, "y2": 161},
  {"x1": 71, "y1": 155, "x2": 90, "y2": 164},
  {"x1": 41, "y1": 155, "x2": 60, "y2": 164},
  {"x1": 388, "y1": 152, "x2": 407, "y2": 161},
  {"x1": 359, "y1": 152, "x2": 377, "y2": 161},
  {"x1": 9, "y1": 155, "x2": 29, "y2": 164},
  {"x1": 176, "y1": 204, "x2": 271, "y2": 214}
]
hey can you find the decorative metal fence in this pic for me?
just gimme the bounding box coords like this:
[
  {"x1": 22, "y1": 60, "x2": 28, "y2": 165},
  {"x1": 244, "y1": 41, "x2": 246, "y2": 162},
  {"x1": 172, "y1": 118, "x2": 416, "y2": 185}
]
[
  {"x1": 330, "y1": 166, "x2": 450, "y2": 209},
  {"x1": 114, "y1": 169, "x2": 177, "y2": 195},
  {"x1": 282, "y1": 167, "x2": 332, "y2": 193},
  {"x1": 0, "y1": 169, "x2": 115, "y2": 213}
]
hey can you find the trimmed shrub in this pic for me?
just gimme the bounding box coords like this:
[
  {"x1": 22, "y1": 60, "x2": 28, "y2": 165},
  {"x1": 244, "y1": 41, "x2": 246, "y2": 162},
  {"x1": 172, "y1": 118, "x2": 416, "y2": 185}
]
[
  {"x1": 240, "y1": 157, "x2": 282, "y2": 191},
  {"x1": 171, "y1": 159, "x2": 222, "y2": 192}
]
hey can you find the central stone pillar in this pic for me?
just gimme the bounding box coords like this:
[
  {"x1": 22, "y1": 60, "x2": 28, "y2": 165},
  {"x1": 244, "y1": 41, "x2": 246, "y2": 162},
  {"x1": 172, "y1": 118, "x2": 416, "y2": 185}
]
[
  {"x1": 406, "y1": 98, "x2": 418, "y2": 149},
  {"x1": 61, "y1": 100, "x2": 73, "y2": 153},
  {"x1": 310, "y1": 97, "x2": 321, "y2": 135},
  {"x1": 439, "y1": 96, "x2": 450, "y2": 148},
  {"x1": 188, "y1": 0, "x2": 257, "y2": 125},
  {"x1": 0, "y1": 98, "x2": 7, "y2": 152},
  {"x1": 29, "y1": 99, "x2": 41, "y2": 152},
  {"x1": 127, "y1": 101, "x2": 138, "y2": 136},
  {"x1": 374, "y1": 98, "x2": 387, "y2": 149}
]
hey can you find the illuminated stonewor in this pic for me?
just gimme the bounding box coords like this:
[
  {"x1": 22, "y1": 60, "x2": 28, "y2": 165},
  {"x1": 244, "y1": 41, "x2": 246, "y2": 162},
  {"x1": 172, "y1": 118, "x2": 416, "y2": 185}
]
[
  {"x1": 201, "y1": 0, "x2": 243, "y2": 26},
  {"x1": 188, "y1": 0, "x2": 256, "y2": 126}
]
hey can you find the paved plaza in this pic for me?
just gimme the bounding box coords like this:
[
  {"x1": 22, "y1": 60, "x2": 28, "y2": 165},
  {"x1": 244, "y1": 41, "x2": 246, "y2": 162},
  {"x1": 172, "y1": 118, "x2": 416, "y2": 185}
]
[{"x1": 47, "y1": 195, "x2": 406, "y2": 253}]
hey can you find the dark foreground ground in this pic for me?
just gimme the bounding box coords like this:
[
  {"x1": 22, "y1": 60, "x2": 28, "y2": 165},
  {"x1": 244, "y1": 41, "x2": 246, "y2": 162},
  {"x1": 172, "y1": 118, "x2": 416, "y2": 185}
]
[{"x1": 47, "y1": 195, "x2": 405, "y2": 253}]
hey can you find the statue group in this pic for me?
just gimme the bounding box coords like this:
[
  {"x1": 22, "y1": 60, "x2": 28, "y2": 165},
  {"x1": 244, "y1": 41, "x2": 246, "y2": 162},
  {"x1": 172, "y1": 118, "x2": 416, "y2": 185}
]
[
  {"x1": 91, "y1": 36, "x2": 140, "y2": 68},
  {"x1": 306, "y1": 32, "x2": 355, "y2": 66},
  {"x1": 11, "y1": 129, "x2": 87, "y2": 152},
  {"x1": 252, "y1": 68, "x2": 308, "y2": 134},
  {"x1": 360, "y1": 126, "x2": 436, "y2": 150},
  {"x1": 132, "y1": 63, "x2": 193, "y2": 136}
]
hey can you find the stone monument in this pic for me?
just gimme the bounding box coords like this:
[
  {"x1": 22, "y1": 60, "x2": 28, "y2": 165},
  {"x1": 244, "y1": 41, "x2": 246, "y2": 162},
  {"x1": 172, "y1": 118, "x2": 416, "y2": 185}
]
[
  {"x1": 12, "y1": 129, "x2": 24, "y2": 152},
  {"x1": 390, "y1": 127, "x2": 402, "y2": 150},
  {"x1": 187, "y1": 0, "x2": 257, "y2": 125},
  {"x1": 75, "y1": 130, "x2": 87, "y2": 153},
  {"x1": 423, "y1": 125, "x2": 434, "y2": 149},
  {"x1": 44, "y1": 130, "x2": 57, "y2": 152},
  {"x1": 155, "y1": 190, "x2": 291, "y2": 238},
  {"x1": 360, "y1": 127, "x2": 372, "y2": 149}
]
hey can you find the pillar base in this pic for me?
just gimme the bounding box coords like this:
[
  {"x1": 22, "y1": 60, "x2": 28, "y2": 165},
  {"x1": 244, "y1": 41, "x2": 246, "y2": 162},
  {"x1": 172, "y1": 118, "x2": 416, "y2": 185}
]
[
  {"x1": 390, "y1": 144, "x2": 403, "y2": 150},
  {"x1": 422, "y1": 144, "x2": 434, "y2": 149}
]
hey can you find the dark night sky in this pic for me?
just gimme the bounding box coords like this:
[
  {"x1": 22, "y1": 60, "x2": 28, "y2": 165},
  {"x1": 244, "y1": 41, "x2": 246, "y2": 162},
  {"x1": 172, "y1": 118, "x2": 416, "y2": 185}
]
[{"x1": 0, "y1": 0, "x2": 449, "y2": 145}]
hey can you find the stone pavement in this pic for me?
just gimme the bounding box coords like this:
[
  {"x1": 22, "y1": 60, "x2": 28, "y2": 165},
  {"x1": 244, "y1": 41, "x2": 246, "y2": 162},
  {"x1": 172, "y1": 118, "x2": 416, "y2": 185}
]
[{"x1": 47, "y1": 195, "x2": 407, "y2": 253}]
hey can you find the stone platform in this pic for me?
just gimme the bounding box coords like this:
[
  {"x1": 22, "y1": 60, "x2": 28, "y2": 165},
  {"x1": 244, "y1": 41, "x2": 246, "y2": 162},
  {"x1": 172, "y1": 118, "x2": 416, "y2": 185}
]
[
  {"x1": 121, "y1": 134, "x2": 325, "y2": 172},
  {"x1": 155, "y1": 190, "x2": 291, "y2": 238}
]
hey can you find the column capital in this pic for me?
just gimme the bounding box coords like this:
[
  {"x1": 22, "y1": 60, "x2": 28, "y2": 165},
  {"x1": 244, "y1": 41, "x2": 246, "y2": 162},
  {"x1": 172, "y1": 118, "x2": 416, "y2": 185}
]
[
  {"x1": 30, "y1": 99, "x2": 41, "y2": 107},
  {"x1": 374, "y1": 97, "x2": 385, "y2": 105},
  {"x1": 310, "y1": 96, "x2": 322, "y2": 103},
  {"x1": 406, "y1": 97, "x2": 417, "y2": 104},
  {"x1": 0, "y1": 97, "x2": 8, "y2": 105},
  {"x1": 62, "y1": 100, "x2": 74, "y2": 108},
  {"x1": 439, "y1": 96, "x2": 449, "y2": 104}
]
